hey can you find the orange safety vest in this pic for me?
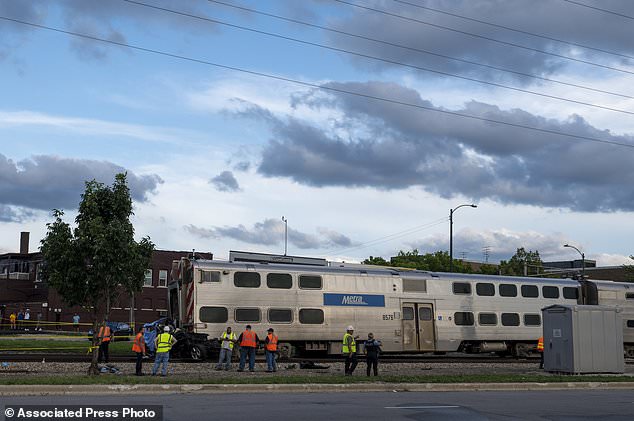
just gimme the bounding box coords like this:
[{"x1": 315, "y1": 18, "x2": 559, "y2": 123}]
[
  {"x1": 99, "y1": 326, "x2": 112, "y2": 342},
  {"x1": 132, "y1": 332, "x2": 145, "y2": 353},
  {"x1": 265, "y1": 333, "x2": 278, "y2": 352},
  {"x1": 240, "y1": 330, "x2": 257, "y2": 348},
  {"x1": 537, "y1": 337, "x2": 544, "y2": 352}
]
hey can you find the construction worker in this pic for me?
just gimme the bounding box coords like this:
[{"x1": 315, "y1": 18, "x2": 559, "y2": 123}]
[
  {"x1": 132, "y1": 326, "x2": 147, "y2": 376},
  {"x1": 264, "y1": 328, "x2": 278, "y2": 373},
  {"x1": 152, "y1": 326, "x2": 177, "y2": 377},
  {"x1": 343, "y1": 325, "x2": 358, "y2": 376},
  {"x1": 97, "y1": 322, "x2": 112, "y2": 363},
  {"x1": 537, "y1": 336, "x2": 544, "y2": 369},
  {"x1": 237, "y1": 324, "x2": 259, "y2": 372},
  {"x1": 215, "y1": 326, "x2": 237, "y2": 371}
]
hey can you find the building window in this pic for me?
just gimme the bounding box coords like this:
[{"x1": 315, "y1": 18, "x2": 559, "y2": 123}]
[
  {"x1": 563, "y1": 287, "x2": 578, "y2": 300},
  {"x1": 299, "y1": 275, "x2": 322, "y2": 289},
  {"x1": 524, "y1": 314, "x2": 541, "y2": 326},
  {"x1": 476, "y1": 283, "x2": 495, "y2": 296},
  {"x1": 201, "y1": 271, "x2": 221, "y2": 283},
  {"x1": 158, "y1": 270, "x2": 168, "y2": 287},
  {"x1": 268, "y1": 308, "x2": 293, "y2": 323},
  {"x1": 452, "y1": 283, "x2": 471, "y2": 295},
  {"x1": 454, "y1": 312, "x2": 474, "y2": 326},
  {"x1": 235, "y1": 308, "x2": 261, "y2": 322},
  {"x1": 499, "y1": 284, "x2": 517, "y2": 297},
  {"x1": 234, "y1": 272, "x2": 261, "y2": 288},
  {"x1": 521, "y1": 285, "x2": 539, "y2": 298},
  {"x1": 199, "y1": 307, "x2": 228, "y2": 323},
  {"x1": 267, "y1": 273, "x2": 292, "y2": 289},
  {"x1": 299, "y1": 309, "x2": 324, "y2": 324},
  {"x1": 501, "y1": 313, "x2": 520, "y2": 326},
  {"x1": 478, "y1": 313, "x2": 497, "y2": 326},
  {"x1": 542, "y1": 286, "x2": 560, "y2": 299},
  {"x1": 144, "y1": 269, "x2": 153, "y2": 287}
]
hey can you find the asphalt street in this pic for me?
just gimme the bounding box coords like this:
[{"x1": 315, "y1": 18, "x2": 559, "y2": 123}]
[{"x1": 2, "y1": 390, "x2": 634, "y2": 420}]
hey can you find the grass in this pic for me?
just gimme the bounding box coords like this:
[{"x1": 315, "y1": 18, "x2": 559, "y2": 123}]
[
  {"x1": 0, "y1": 339, "x2": 132, "y2": 355},
  {"x1": 0, "y1": 374, "x2": 632, "y2": 386}
]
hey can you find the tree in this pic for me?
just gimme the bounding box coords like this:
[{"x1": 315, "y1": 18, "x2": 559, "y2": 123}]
[
  {"x1": 623, "y1": 255, "x2": 634, "y2": 283},
  {"x1": 499, "y1": 247, "x2": 543, "y2": 276},
  {"x1": 362, "y1": 256, "x2": 390, "y2": 266},
  {"x1": 40, "y1": 173, "x2": 154, "y2": 375},
  {"x1": 390, "y1": 250, "x2": 472, "y2": 273}
]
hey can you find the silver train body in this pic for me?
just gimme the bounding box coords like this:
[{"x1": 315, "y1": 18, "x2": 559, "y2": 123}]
[{"x1": 168, "y1": 257, "x2": 634, "y2": 357}]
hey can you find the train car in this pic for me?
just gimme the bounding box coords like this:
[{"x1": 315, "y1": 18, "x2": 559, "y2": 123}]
[{"x1": 168, "y1": 251, "x2": 634, "y2": 358}]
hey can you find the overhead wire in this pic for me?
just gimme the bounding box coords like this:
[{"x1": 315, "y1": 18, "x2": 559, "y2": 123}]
[
  {"x1": 333, "y1": 0, "x2": 634, "y2": 76},
  {"x1": 2, "y1": 14, "x2": 634, "y2": 150},
  {"x1": 560, "y1": 0, "x2": 634, "y2": 21},
  {"x1": 122, "y1": 0, "x2": 634, "y2": 116},
  {"x1": 206, "y1": 0, "x2": 634, "y2": 101}
]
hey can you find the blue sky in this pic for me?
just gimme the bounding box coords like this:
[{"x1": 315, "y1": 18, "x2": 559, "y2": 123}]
[{"x1": 2, "y1": 0, "x2": 634, "y2": 266}]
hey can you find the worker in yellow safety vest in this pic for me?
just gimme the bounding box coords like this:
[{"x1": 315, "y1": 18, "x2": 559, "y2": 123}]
[
  {"x1": 215, "y1": 326, "x2": 237, "y2": 371},
  {"x1": 264, "y1": 328, "x2": 279, "y2": 373},
  {"x1": 343, "y1": 325, "x2": 358, "y2": 376},
  {"x1": 132, "y1": 326, "x2": 147, "y2": 376},
  {"x1": 537, "y1": 336, "x2": 544, "y2": 369},
  {"x1": 152, "y1": 326, "x2": 177, "y2": 377}
]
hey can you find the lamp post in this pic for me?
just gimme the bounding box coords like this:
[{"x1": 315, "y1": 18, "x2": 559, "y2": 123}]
[
  {"x1": 281, "y1": 216, "x2": 288, "y2": 256},
  {"x1": 563, "y1": 243, "x2": 585, "y2": 279},
  {"x1": 449, "y1": 204, "x2": 477, "y2": 273}
]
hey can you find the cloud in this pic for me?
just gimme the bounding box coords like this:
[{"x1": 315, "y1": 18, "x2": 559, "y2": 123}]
[
  {"x1": 235, "y1": 81, "x2": 634, "y2": 212},
  {"x1": 0, "y1": 154, "x2": 163, "y2": 211},
  {"x1": 210, "y1": 171, "x2": 240, "y2": 192},
  {"x1": 185, "y1": 218, "x2": 356, "y2": 250},
  {"x1": 0, "y1": 205, "x2": 35, "y2": 223},
  {"x1": 233, "y1": 161, "x2": 251, "y2": 172}
]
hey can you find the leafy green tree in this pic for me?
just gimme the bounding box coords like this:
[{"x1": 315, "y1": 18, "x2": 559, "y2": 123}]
[
  {"x1": 40, "y1": 173, "x2": 154, "y2": 375},
  {"x1": 499, "y1": 247, "x2": 543, "y2": 276},
  {"x1": 362, "y1": 256, "x2": 390, "y2": 266},
  {"x1": 389, "y1": 249, "x2": 472, "y2": 273},
  {"x1": 477, "y1": 263, "x2": 499, "y2": 275}
]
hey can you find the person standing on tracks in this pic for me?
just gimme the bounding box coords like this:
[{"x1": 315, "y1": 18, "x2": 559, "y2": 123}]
[
  {"x1": 237, "y1": 324, "x2": 259, "y2": 372},
  {"x1": 364, "y1": 333, "x2": 382, "y2": 376},
  {"x1": 216, "y1": 326, "x2": 237, "y2": 371},
  {"x1": 537, "y1": 336, "x2": 544, "y2": 369},
  {"x1": 152, "y1": 326, "x2": 177, "y2": 377},
  {"x1": 264, "y1": 328, "x2": 278, "y2": 373},
  {"x1": 98, "y1": 322, "x2": 112, "y2": 363},
  {"x1": 132, "y1": 326, "x2": 147, "y2": 376},
  {"x1": 343, "y1": 325, "x2": 358, "y2": 376}
]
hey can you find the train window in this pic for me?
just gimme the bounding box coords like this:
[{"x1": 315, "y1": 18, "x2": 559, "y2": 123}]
[
  {"x1": 267, "y1": 273, "x2": 292, "y2": 289},
  {"x1": 499, "y1": 284, "x2": 517, "y2": 297},
  {"x1": 452, "y1": 283, "x2": 472, "y2": 295},
  {"x1": 501, "y1": 313, "x2": 520, "y2": 326},
  {"x1": 234, "y1": 272, "x2": 261, "y2": 288},
  {"x1": 627, "y1": 320, "x2": 634, "y2": 328},
  {"x1": 521, "y1": 285, "x2": 539, "y2": 298},
  {"x1": 403, "y1": 278, "x2": 427, "y2": 292},
  {"x1": 299, "y1": 275, "x2": 322, "y2": 289},
  {"x1": 478, "y1": 313, "x2": 497, "y2": 326},
  {"x1": 268, "y1": 308, "x2": 293, "y2": 323},
  {"x1": 627, "y1": 293, "x2": 634, "y2": 300},
  {"x1": 524, "y1": 314, "x2": 541, "y2": 326},
  {"x1": 200, "y1": 271, "x2": 220, "y2": 283},
  {"x1": 542, "y1": 286, "x2": 560, "y2": 299},
  {"x1": 402, "y1": 307, "x2": 415, "y2": 320},
  {"x1": 454, "y1": 312, "x2": 474, "y2": 326},
  {"x1": 476, "y1": 283, "x2": 495, "y2": 296},
  {"x1": 299, "y1": 309, "x2": 324, "y2": 324},
  {"x1": 419, "y1": 307, "x2": 432, "y2": 321},
  {"x1": 563, "y1": 287, "x2": 578, "y2": 300},
  {"x1": 235, "y1": 308, "x2": 261, "y2": 322},
  {"x1": 199, "y1": 306, "x2": 228, "y2": 323}
]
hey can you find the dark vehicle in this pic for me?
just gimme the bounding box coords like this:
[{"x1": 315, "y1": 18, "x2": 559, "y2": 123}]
[
  {"x1": 143, "y1": 318, "x2": 216, "y2": 361},
  {"x1": 87, "y1": 321, "x2": 133, "y2": 341}
]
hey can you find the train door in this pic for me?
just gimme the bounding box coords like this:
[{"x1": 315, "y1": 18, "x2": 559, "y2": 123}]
[{"x1": 401, "y1": 302, "x2": 435, "y2": 351}]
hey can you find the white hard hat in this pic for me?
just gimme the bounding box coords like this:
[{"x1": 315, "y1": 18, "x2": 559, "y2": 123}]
[
  {"x1": 164, "y1": 326, "x2": 171, "y2": 332},
  {"x1": 347, "y1": 325, "x2": 354, "y2": 331}
]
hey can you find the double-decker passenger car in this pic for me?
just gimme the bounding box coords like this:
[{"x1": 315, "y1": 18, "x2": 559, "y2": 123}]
[{"x1": 168, "y1": 251, "x2": 634, "y2": 358}]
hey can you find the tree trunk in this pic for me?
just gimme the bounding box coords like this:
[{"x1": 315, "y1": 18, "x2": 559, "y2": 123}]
[{"x1": 88, "y1": 317, "x2": 101, "y2": 376}]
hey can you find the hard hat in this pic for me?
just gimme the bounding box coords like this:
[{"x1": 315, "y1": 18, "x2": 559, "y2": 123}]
[
  {"x1": 347, "y1": 325, "x2": 354, "y2": 331},
  {"x1": 164, "y1": 326, "x2": 171, "y2": 332}
]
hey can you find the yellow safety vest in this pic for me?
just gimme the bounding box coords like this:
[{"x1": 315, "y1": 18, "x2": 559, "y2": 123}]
[
  {"x1": 221, "y1": 331, "x2": 236, "y2": 350},
  {"x1": 342, "y1": 333, "x2": 356, "y2": 354},
  {"x1": 156, "y1": 332, "x2": 173, "y2": 353}
]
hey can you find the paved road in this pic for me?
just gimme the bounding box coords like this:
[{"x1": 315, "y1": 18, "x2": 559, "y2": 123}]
[{"x1": 2, "y1": 390, "x2": 634, "y2": 420}]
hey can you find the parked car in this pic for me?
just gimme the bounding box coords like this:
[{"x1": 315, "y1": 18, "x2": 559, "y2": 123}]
[{"x1": 87, "y1": 321, "x2": 133, "y2": 341}]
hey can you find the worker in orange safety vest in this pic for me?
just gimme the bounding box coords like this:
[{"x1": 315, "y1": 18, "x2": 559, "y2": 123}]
[
  {"x1": 264, "y1": 328, "x2": 279, "y2": 373},
  {"x1": 537, "y1": 336, "x2": 544, "y2": 369},
  {"x1": 98, "y1": 322, "x2": 112, "y2": 363},
  {"x1": 132, "y1": 326, "x2": 147, "y2": 376},
  {"x1": 237, "y1": 325, "x2": 259, "y2": 372}
]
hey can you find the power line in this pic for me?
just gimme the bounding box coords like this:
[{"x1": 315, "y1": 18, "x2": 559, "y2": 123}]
[
  {"x1": 2, "y1": 14, "x2": 634, "y2": 150},
  {"x1": 206, "y1": 0, "x2": 634, "y2": 101},
  {"x1": 561, "y1": 0, "x2": 634, "y2": 21},
  {"x1": 123, "y1": 0, "x2": 634, "y2": 116},
  {"x1": 393, "y1": 0, "x2": 634, "y2": 61},
  {"x1": 333, "y1": 0, "x2": 634, "y2": 77}
]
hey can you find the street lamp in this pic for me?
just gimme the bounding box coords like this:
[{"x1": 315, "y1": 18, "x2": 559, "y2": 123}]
[
  {"x1": 281, "y1": 216, "x2": 288, "y2": 256},
  {"x1": 449, "y1": 204, "x2": 477, "y2": 273},
  {"x1": 563, "y1": 243, "x2": 585, "y2": 279}
]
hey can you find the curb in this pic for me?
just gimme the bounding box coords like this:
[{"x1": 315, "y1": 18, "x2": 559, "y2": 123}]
[{"x1": 2, "y1": 382, "x2": 634, "y2": 395}]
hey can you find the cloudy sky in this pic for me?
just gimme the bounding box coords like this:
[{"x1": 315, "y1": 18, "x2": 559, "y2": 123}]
[{"x1": 1, "y1": 0, "x2": 634, "y2": 266}]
